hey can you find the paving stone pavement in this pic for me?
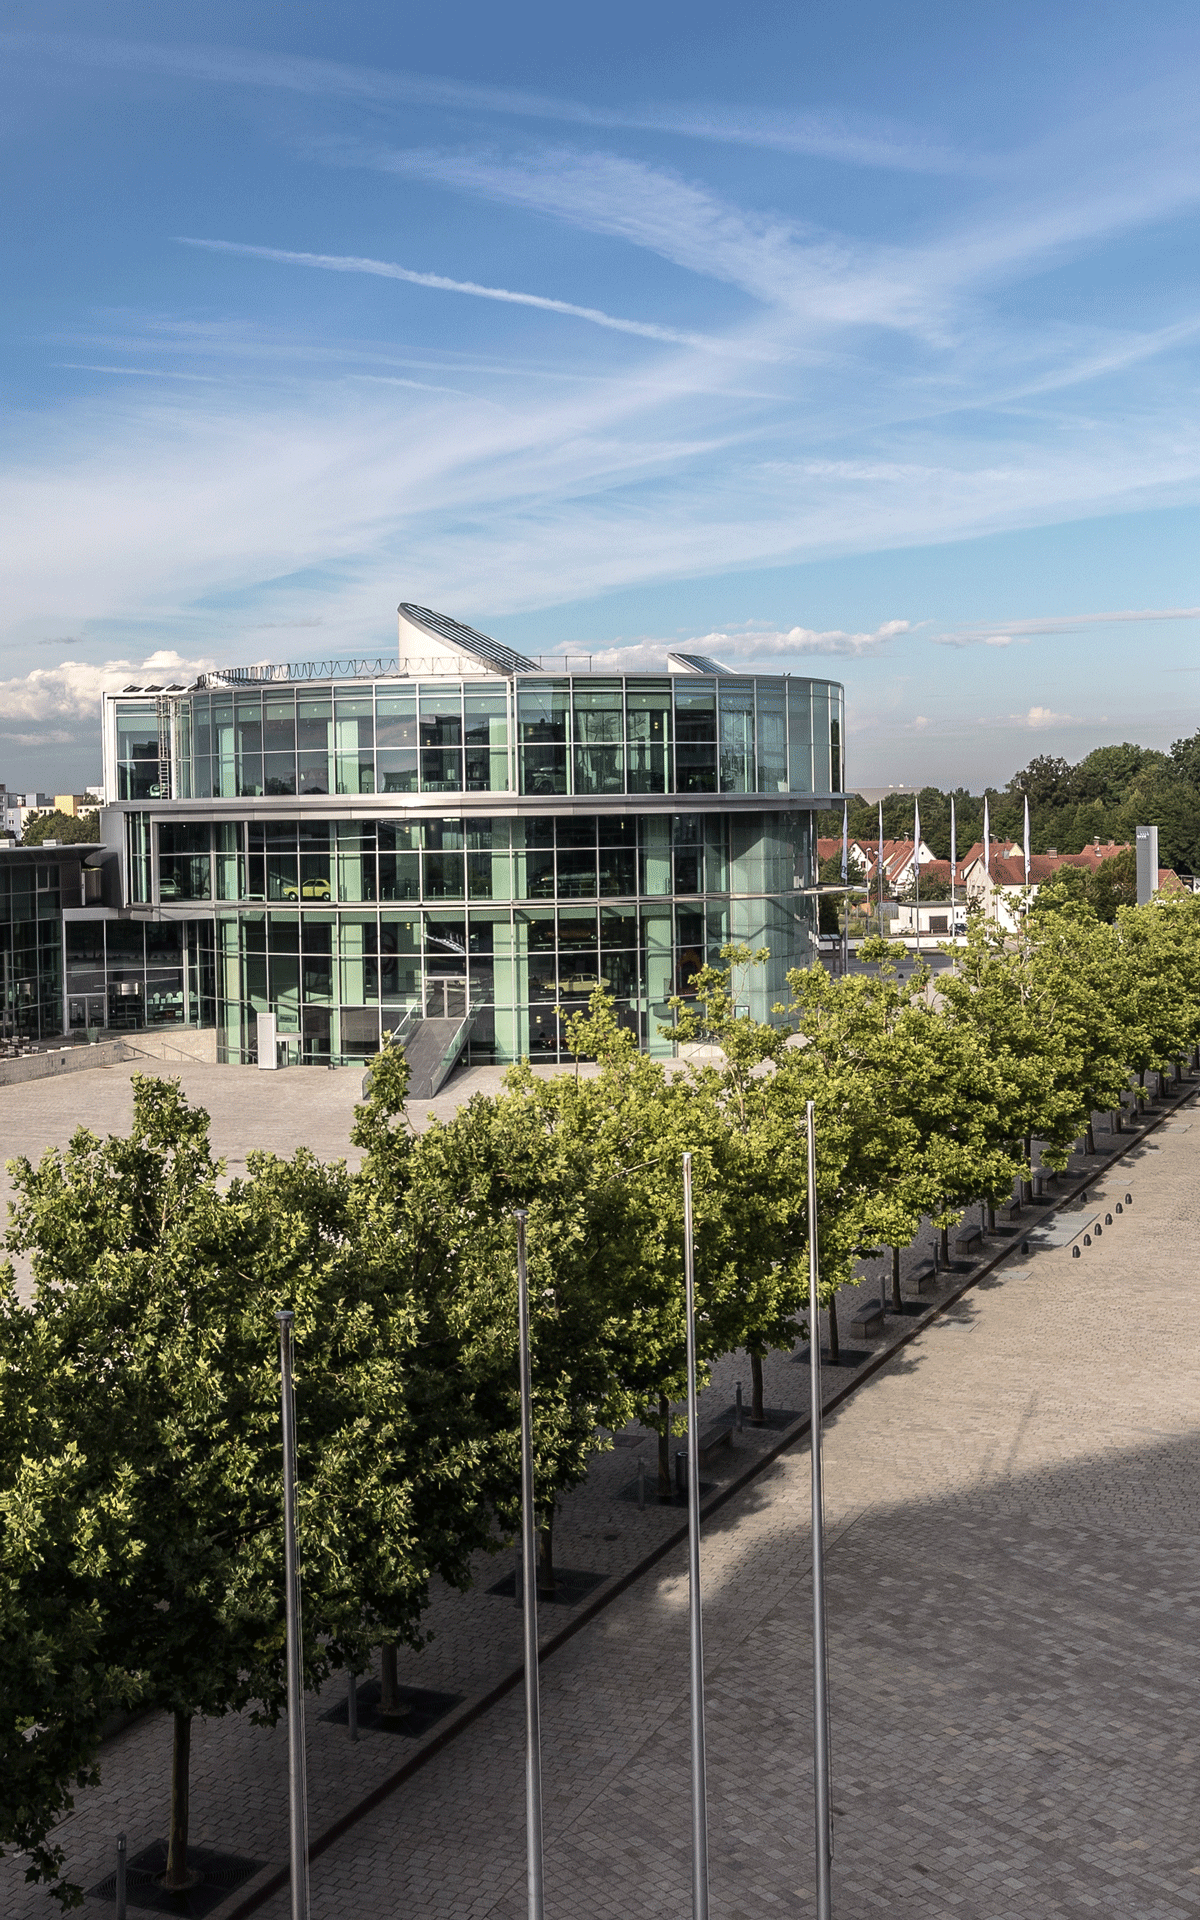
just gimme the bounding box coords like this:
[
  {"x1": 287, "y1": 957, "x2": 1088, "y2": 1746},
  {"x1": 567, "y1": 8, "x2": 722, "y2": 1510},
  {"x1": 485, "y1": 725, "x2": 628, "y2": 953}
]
[{"x1": 2, "y1": 1066, "x2": 1197, "y2": 1917}]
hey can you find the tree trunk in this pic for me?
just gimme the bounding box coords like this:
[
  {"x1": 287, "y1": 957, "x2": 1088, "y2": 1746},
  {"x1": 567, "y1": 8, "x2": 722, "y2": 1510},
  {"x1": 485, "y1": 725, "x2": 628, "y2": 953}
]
[
  {"x1": 1085, "y1": 1121, "x2": 1095, "y2": 1155},
  {"x1": 891, "y1": 1244, "x2": 902, "y2": 1312},
  {"x1": 380, "y1": 1642, "x2": 400, "y2": 1715},
  {"x1": 827, "y1": 1298, "x2": 840, "y2": 1363},
  {"x1": 986, "y1": 1200, "x2": 995, "y2": 1232},
  {"x1": 750, "y1": 1351, "x2": 765, "y2": 1426},
  {"x1": 161, "y1": 1711, "x2": 198, "y2": 1891},
  {"x1": 939, "y1": 1222, "x2": 950, "y2": 1266},
  {"x1": 537, "y1": 1507, "x2": 556, "y2": 1598},
  {"x1": 1021, "y1": 1139, "x2": 1033, "y2": 1206},
  {"x1": 657, "y1": 1395, "x2": 671, "y2": 1500}
]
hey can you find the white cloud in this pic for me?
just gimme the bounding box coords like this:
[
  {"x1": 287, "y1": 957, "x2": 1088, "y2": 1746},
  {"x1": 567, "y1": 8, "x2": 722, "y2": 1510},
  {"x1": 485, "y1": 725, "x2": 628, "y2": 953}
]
[
  {"x1": 1020, "y1": 706, "x2": 1078, "y2": 729},
  {"x1": 542, "y1": 619, "x2": 910, "y2": 673},
  {"x1": 0, "y1": 653, "x2": 216, "y2": 733}
]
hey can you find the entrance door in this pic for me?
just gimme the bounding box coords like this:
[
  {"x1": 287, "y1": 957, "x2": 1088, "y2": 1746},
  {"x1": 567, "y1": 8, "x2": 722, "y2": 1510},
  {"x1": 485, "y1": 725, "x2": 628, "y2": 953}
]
[{"x1": 425, "y1": 977, "x2": 467, "y2": 1019}]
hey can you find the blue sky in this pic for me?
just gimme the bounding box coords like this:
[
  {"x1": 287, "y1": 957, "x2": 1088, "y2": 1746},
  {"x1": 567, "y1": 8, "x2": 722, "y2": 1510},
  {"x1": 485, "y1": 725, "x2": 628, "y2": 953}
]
[{"x1": 2, "y1": 1, "x2": 1198, "y2": 792}]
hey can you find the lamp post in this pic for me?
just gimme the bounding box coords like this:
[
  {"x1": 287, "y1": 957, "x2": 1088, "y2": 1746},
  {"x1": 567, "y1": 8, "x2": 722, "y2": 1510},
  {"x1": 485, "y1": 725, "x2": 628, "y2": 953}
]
[
  {"x1": 682, "y1": 1153, "x2": 710, "y2": 1920},
  {"x1": 276, "y1": 1311, "x2": 309, "y2": 1920},
  {"x1": 806, "y1": 1105, "x2": 833, "y2": 1920},
  {"x1": 514, "y1": 1212, "x2": 545, "y2": 1920}
]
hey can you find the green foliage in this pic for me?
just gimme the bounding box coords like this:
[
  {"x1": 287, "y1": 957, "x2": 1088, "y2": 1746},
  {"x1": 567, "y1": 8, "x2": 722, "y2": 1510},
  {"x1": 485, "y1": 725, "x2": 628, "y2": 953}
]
[
  {"x1": 20, "y1": 811, "x2": 100, "y2": 847},
  {"x1": 1, "y1": 1073, "x2": 497, "y2": 1904},
  {"x1": 1087, "y1": 847, "x2": 1137, "y2": 922}
]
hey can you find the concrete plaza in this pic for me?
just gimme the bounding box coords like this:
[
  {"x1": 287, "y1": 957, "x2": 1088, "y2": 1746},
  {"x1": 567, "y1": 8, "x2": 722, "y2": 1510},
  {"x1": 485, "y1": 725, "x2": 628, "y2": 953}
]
[{"x1": 1, "y1": 1065, "x2": 1197, "y2": 1918}]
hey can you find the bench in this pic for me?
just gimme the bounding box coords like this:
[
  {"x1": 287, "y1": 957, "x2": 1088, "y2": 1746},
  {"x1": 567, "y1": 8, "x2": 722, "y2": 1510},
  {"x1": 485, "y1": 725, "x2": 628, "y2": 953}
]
[
  {"x1": 695, "y1": 1419, "x2": 734, "y2": 1466},
  {"x1": 907, "y1": 1260, "x2": 937, "y2": 1294},
  {"x1": 849, "y1": 1298, "x2": 885, "y2": 1340},
  {"x1": 997, "y1": 1202, "x2": 1022, "y2": 1223},
  {"x1": 954, "y1": 1224, "x2": 983, "y2": 1256}
]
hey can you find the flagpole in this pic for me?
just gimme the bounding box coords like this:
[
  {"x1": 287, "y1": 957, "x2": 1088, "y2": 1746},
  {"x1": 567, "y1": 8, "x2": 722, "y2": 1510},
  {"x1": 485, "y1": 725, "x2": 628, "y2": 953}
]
[
  {"x1": 682, "y1": 1153, "x2": 710, "y2": 1920},
  {"x1": 807, "y1": 1102, "x2": 833, "y2": 1920},
  {"x1": 839, "y1": 801, "x2": 849, "y2": 977},
  {"x1": 877, "y1": 800, "x2": 884, "y2": 939},
  {"x1": 913, "y1": 795, "x2": 921, "y2": 968},
  {"x1": 514, "y1": 1212, "x2": 545, "y2": 1920},
  {"x1": 950, "y1": 796, "x2": 956, "y2": 926}
]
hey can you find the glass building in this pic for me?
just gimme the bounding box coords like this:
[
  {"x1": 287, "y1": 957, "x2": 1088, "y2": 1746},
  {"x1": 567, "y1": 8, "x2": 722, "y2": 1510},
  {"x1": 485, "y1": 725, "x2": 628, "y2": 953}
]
[{"x1": 83, "y1": 605, "x2": 846, "y2": 1066}]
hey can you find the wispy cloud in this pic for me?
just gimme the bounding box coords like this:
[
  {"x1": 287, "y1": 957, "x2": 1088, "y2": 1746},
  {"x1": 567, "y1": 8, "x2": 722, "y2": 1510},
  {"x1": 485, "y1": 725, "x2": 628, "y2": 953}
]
[
  {"x1": 937, "y1": 607, "x2": 1200, "y2": 647},
  {"x1": 178, "y1": 237, "x2": 743, "y2": 352},
  {"x1": 1, "y1": 32, "x2": 965, "y2": 173}
]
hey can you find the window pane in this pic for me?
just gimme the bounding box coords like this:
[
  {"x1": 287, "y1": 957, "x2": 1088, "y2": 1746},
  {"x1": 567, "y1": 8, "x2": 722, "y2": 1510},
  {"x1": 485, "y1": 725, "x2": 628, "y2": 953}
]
[
  {"x1": 465, "y1": 689, "x2": 509, "y2": 792},
  {"x1": 756, "y1": 681, "x2": 788, "y2": 794},
  {"x1": 518, "y1": 681, "x2": 569, "y2": 795},
  {"x1": 787, "y1": 681, "x2": 814, "y2": 792},
  {"x1": 626, "y1": 684, "x2": 671, "y2": 794},
  {"x1": 718, "y1": 683, "x2": 755, "y2": 794}
]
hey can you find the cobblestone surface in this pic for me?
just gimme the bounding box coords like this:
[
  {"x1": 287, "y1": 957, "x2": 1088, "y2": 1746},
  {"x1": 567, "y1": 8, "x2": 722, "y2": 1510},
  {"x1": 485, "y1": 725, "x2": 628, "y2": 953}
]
[{"x1": 2, "y1": 1066, "x2": 1197, "y2": 1917}]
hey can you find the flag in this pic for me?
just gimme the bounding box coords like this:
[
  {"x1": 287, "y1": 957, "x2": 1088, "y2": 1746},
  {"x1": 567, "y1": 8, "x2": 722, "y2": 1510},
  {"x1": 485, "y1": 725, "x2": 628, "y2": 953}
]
[
  {"x1": 840, "y1": 801, "x2": 848, "y2": 883},
  {"x1": 983, "y1": 796, "x2": 990, "y2": 875},
  {"x1": 1023, "y1": 794, "x2": 1031, "y2": 883}
]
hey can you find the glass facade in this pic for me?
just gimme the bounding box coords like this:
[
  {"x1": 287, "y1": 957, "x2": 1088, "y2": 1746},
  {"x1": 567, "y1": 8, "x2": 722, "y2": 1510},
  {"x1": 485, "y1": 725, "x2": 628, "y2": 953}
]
[
  {"x1": 0, "y1": 853, "x2": 79, "y2": 1040},
  {"x1": 92, "y1": 663, "x2": 845, "y2": 1068},
  {"x1": 208, "y1": 809, "x2": 811, "y2": 1066},
  {"x1": 64, "y1": 917, "x2": 216, "y2": 1034},
  {"x1": 161, "y1": 673, "x2": 843, "y2": 804}
]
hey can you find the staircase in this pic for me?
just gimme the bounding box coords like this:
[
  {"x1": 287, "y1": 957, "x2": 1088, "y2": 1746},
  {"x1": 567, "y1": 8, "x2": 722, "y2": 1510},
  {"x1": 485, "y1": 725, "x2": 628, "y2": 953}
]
[{"x1": 401, "y1": 1015, "x2": 474, "y2": 1100}]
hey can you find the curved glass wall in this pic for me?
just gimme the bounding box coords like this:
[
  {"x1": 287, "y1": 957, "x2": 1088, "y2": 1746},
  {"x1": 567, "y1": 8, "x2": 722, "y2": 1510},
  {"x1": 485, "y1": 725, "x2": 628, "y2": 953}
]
[{"x1": 157, "y1": 675, "x2": 845, "y2": 803}]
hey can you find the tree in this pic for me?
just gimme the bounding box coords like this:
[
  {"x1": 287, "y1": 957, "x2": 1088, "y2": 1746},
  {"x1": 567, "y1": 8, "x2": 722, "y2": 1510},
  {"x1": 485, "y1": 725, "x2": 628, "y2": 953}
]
[
  {"x1": 1088, "y1": 847, "x2": 1136, "y2": 922},
  {"x1": 2, "y1": 1074, "x2": 498, "y2": 1902},
  {"x1": 21, "y1": 811, "x2": 100, "y2": 847},
  {"x1": 1006, "y1": 755, "x2": 1073, "y2": 808},
  {"x1": 784, "y1": 940, "x2": 1021, "y2": 1305}
]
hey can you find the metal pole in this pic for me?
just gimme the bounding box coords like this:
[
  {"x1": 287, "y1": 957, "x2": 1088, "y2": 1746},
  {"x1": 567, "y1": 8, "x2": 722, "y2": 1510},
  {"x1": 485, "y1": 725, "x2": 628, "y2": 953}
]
[
  {"x1": 806, "y1": 1104, "x2": 833, "y2": 1920},
  {"x1": 115, "y1": 1834, "x2": 127, "y2": 1920},
  {"x1": 276, "y1": 1310, "x2": 310, "y2": 1920},
  {"x1": 515, "y1": 1212, "x2": 545, "y2": 1920},
  {"x1": 682, "y1": 1154, "x2": 710, "y2": 1920}
]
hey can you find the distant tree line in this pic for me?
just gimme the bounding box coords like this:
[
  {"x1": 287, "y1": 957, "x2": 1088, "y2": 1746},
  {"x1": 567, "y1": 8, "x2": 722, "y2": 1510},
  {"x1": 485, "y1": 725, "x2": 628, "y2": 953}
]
[{"x1": 817, "y1": 730, "x2": 1200, "y2": 874}]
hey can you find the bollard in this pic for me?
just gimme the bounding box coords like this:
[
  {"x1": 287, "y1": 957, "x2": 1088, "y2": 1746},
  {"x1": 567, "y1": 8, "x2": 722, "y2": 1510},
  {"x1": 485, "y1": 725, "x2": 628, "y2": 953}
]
[
  {"x1": 347, "y1": 1671, "x2": 358, "y2": 1743},
  {"x1": 1072, "y1": 1245, "x2": 1081, "y2": 1258},
  {"x1": 637, "y1": 1456, "x2": 646, "y2": 1510},
  {"x1": 735, "y1": 1382, "x2": 744, "y2": 1431},
  {"x1": 1094, "y1": 1223, "x2": 1102, "y2": 1236},
  {"x1": 1126, "y1": 1192, "x2": 1133, "y2": 1206},
  {"x1": 675, "y1": 1447, "x2": 688, "y2": 1500},
  {"x1": 1116, "y1": 1202, "x2": 1123, "y2": 1214},
  {"x1": 1083, "y1": 1233, "x2": 1091, "y2": 1246},
  {"x1": 116, "y1": 1834, "x2": 127, "y2": 1920},
  {"x1": 1105, "y1": 1213, "x2": 1112, "y2": 1225}
]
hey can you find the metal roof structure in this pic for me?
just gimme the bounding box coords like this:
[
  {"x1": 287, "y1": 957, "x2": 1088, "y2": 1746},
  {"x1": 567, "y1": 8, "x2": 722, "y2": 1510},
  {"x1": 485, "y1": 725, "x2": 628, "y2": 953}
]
[
  {"x1": 667, "y1": 651, "x2": 735, "y2": 676},
  {"x1": 398, "y1": 603, "x2": 539, "y2": 674}
]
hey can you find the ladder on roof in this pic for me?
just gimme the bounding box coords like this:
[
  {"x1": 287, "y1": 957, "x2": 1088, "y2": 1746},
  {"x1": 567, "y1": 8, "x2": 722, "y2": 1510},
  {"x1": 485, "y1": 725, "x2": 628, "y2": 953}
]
[{"x1": 155, "y1": 697, "x2": 173, "y2": 801}]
